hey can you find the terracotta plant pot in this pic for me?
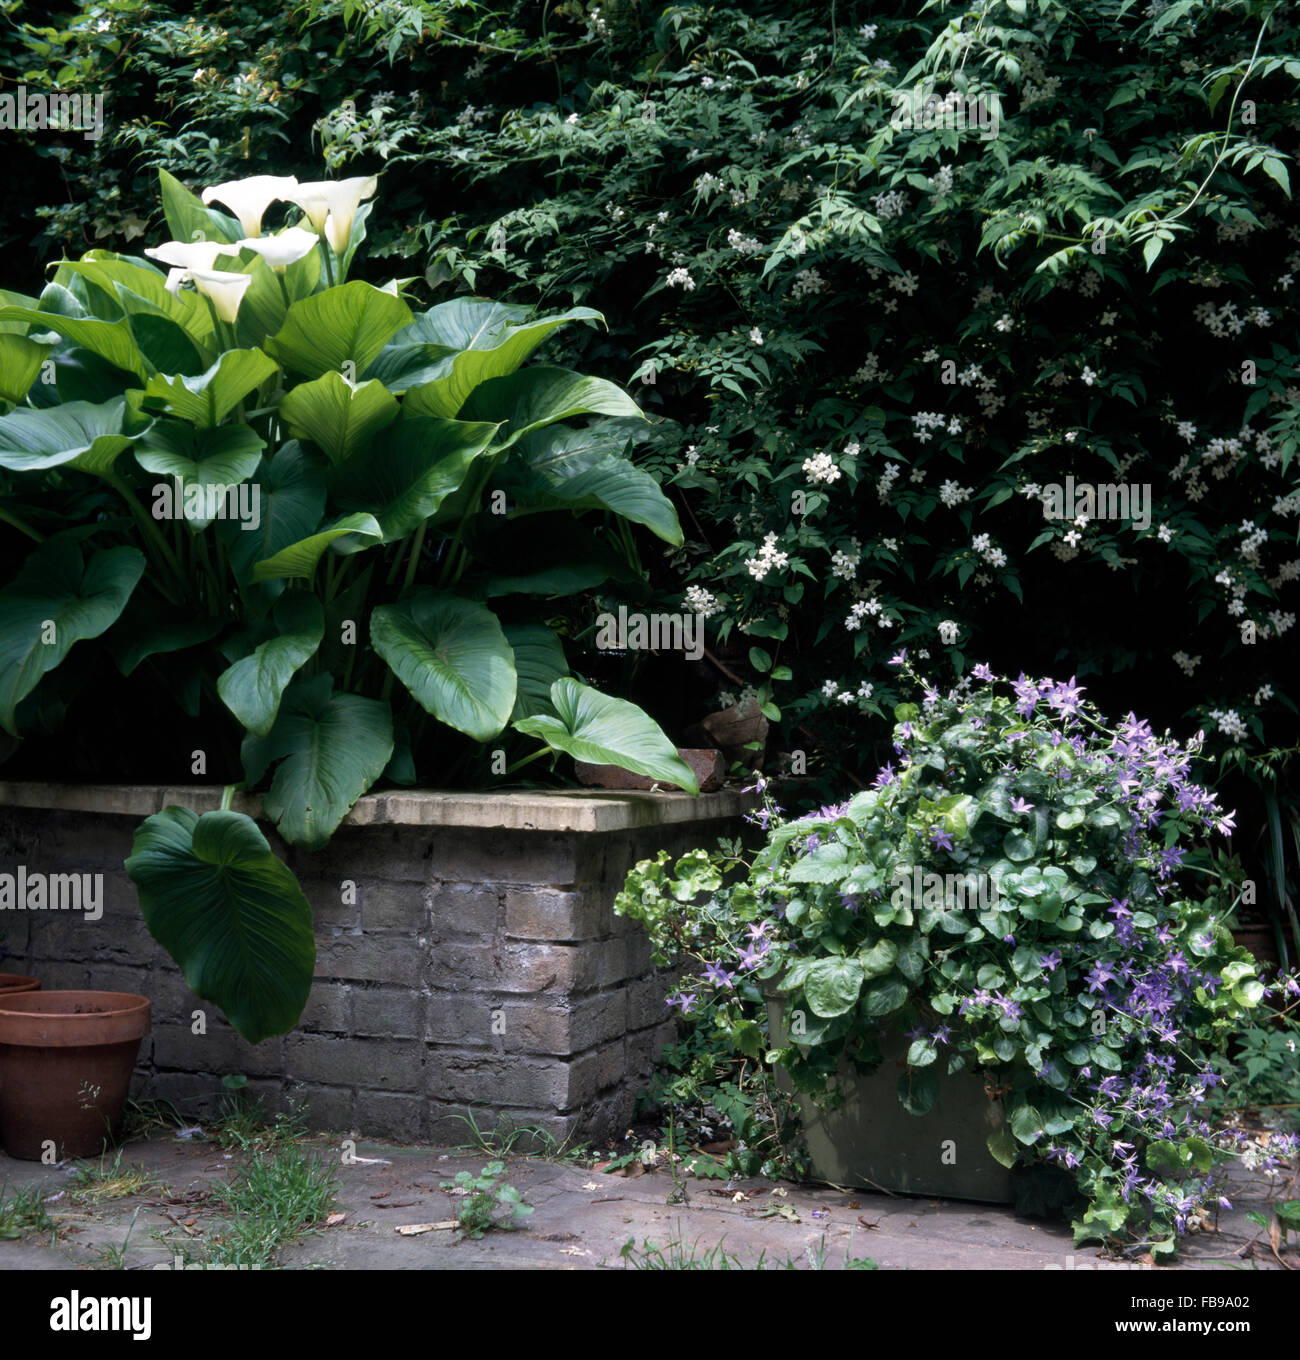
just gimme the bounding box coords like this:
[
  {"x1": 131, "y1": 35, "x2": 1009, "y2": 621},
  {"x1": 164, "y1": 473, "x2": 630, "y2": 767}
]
[
  {"x1": 0, "y1": 991, "x2": 150, "y2": 1160},
  {"x1": 0, "y1": 974, "x2": 41, "y2": 995}
]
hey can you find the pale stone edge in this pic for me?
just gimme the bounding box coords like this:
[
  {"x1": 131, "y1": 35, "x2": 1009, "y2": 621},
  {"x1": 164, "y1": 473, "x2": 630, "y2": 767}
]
[{"x1": 0, "y1": 782, "x2": 760, "y2": 834}]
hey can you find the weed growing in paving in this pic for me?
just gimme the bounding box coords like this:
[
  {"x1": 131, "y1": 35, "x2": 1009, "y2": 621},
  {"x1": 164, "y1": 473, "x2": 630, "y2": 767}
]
[
  {"x1": 440, "y1": 1161, "x2": 533, "y2": 1240},
  {"x1": 202, "y1": 1143, "x2": 338, "y2": 1268},
  {"x1": 68, "y1": 1149, "x2": 161, "y2": 1205},
  {"x1": 450, "y1": 1109, "x2": 594, "y2": 1166},
  {"x1": 0, "y1": 1186, "x2": 54, "y2": 1240},
  {"x1": 613, "y1": 1226, "x2": 878, "y2": 1270}
]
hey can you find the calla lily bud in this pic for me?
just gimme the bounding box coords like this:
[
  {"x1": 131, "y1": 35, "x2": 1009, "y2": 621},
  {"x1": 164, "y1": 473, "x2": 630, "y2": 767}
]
[{"x1": 188, "y1": 268, "x2": 253, "y2": 324}]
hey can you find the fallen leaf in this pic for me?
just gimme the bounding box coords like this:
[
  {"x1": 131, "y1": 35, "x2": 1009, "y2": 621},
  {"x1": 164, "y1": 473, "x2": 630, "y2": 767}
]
[
  {"x1": 326, "y1": 1212, "x2": 348, "y2": 1227},
  {"x1": 374, "y1": 1201, "x2": 418, "y2": 1209},
  {"x1": 844, "y1": 1201, "x2": 860, "y2": 1209},
  {"x1": 582, "y1": 1182, "x2": 600, "y2": 1191},
  {"x1": 732, "y1": 1191, "x2": 750, "y2": 1203},
  {"x1": 769, "y1": 1186, "x2": 788, "y2": 1197},
  {"x1": 623, "y1": 1161, "x2": 645, "y2": 1179},
  {"x1": 395, "y1": 1221, "x2": 458, "y2": 1236},
  {"x1": 559, "y1": 1246, "x2": 590, "y2": 1257},
  {"x1": 347, "y1": 1156, "x2": 393, "y2": 1165},
  {"x1": 370, "y1": 1191, "x2": 391, "y2": 1200},
  {"x1": 701, "y1": 1139, "x2": 736, "y2": 1154},
  {"x1": 857, "y1": 1217, "x2": 881, "y2": 1230},
  {"x1": 183, "y1": 1217, "x2": 197, "y2": 1229}
]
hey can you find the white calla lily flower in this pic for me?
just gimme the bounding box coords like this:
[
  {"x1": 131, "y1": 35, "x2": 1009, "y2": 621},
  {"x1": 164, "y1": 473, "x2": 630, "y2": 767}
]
[
  {"x1": 187, "y1": 268, "x2": 252, "y2": 323},
  {"x1": 287, "y1": 176, "x2": 378, "y2": 254},
  {"x1": 163, "y1": 268, "x2": 189, "y2": 297},
  {"x1": 236, "y1": 227, "x2": 320, "y2": 272},
  {"x1": 201, "y1": 175, "x2": 300, "y2": 238},
  {"x1": 145, "y1": 239, "x2": 238, "y2": 271}
]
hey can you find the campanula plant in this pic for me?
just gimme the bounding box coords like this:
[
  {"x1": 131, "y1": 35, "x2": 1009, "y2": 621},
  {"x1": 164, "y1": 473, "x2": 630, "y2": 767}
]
[{"x1": 617, "y1": 659, "x2": 1298, "y2": 1257}]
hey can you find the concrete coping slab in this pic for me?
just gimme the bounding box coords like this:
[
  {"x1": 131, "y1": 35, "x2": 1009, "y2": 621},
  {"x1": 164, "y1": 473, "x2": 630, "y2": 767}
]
[{"x1": 0, "y1": 782, "x2": 761, "y2": 834}]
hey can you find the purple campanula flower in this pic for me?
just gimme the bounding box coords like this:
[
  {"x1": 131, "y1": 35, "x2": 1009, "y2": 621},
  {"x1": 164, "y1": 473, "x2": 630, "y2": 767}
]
[
  {"x1": 889, "y1": 650, "x2": 907, "y2": 666},
  {"x1": 928, "y1": 825, "x2": 955, "y2": 852},
  {"x1": 1009, "y1": 796, "x2": 1034, "y2": 815},
  {"x1": 702, "y1": 962, "x2": 735, "y2": 989},
  {"x1": 972, "y1": 662, "x2": 995, "y2": 682},
  {"x1": 1041, "y1": 950, "x2": 1063, "y2": 973}
]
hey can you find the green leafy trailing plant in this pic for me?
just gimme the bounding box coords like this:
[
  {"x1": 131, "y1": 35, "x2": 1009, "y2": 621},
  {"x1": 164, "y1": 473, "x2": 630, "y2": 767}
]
[
  {"x1": 617, "y1": 657, "x2": 1300, "y2": 1257},
  {"x1": 0, "y1": 170, "x2": 698, "y2": 1043},
  {"x1": 440, "y1": 1160, "x2": 534, "y2": 1239}
]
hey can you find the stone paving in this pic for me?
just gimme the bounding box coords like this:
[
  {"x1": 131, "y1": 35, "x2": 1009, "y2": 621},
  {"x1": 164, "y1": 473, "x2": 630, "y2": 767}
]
[{"x1": 1, "y1": 1130, "x2": 1294, "y2": 1271}]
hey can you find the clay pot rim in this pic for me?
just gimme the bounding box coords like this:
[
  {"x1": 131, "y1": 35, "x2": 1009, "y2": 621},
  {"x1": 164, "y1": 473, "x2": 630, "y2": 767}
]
[
  {"x1": 0, "y1": 988, "x2": 148, "y2": 1018},
  {"x1": 0, "y1": 973, "x2": 41, "y2": 993}
]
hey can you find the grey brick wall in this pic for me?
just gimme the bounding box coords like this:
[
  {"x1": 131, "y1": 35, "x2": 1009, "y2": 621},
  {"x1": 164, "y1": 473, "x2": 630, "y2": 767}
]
[{"x1": 0, "y1": 786, "x2": 754, "y2": 1148}]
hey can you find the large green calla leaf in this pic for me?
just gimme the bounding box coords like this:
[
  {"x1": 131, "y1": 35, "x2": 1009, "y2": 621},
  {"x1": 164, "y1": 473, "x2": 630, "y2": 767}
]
[
  {"x1": 332, "y1": 415, "x2": 499, "y2": 541},
  {"x1": 217, "y1": 442, "x2": 327, "y2": 586},
  {"x1": 0, "y1": 305, "x2": 148, "y2": 380},
  {"x1": 503, "y1": 622, "x2": 569, "y2": 722},
  {"x1": 0, "y1": 333, "x2": 46, "y2": 402},
  {"x1": 0, "y1": 536, "x2": 145, "y2": 734},
  {"x1": 503, "y1": 450, "x2": 683, "y2": 545},
  {"x1": 252, "y1": 512, "x2": 383, "y2": 581},
  {"x1": 218, "y1": 593, "x2": 324, "y2": 737},
  {"x1": 158, "y1": 169, "x2": 242, "y2": 245},
  {"x1": 108, "y1": 606, "x2": 223, "y2": 677},
  {"x1": 279, "y1": 370, "x2": 399, "y2": 465},
  {"x1": 140, "y1": 347, "x2": 278, "y2": 427},
  {"x1": 514, "y1": 677, "x2": 699, "y2": 794},
  {"x1": 136, "y1": 420, "x2": 266, "y2": 530},
  {"x1": 124, "y1": 806, "x2": 314, "y2": 1043},
  {"x1": 363, "y1": 340, "x2": 457, "y2": 394},
  {"x1": 58, "y1": 252, "x2": 215, "y2": 344},
  {"x1": 435, "y1": 365, "x2": 642, "y2": 447},
  {"x1": 267, "y1": 281, "x2": 412, "y2": 380},
  {"x1": 371, "y1": 590, "x2": 516, "y2": 742},
  {"x1": 240, "y1": 673, "x2": 394, "y2": 849},
  {"x1": 394, "y1": 300, "x2": 603, "y2": 418},
  {"x1": 0, "y1": 397, "x2": 139, "y2": 475}
]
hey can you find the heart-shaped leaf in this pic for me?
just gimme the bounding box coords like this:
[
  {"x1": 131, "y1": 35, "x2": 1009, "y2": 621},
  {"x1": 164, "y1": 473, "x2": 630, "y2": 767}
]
[
  {"x1": 140, "y1": 347, "x2": 278, "y2": 427},
  {"x1": 217, "y1": 593, "x2": 325, "y2": 737},
  {"x1": 267, "y1": 281, "x2": 412, "y2": 380},
  {"x1": 0, "y1": 536, "x2": 145, "y2": 734},
  {"x1": 240, "y1": 673, "x2": 393, "y2": 849},
  {"x1": 279, "y1": 370, "x2": 399, "y2": 464},
  {"x1": 124, "y1": 806, "x2": 314, "y2": 1043},
  {"x1": 0, "y1": 397, "x2": 138, "y2": 475},
  {"x1": 513, "y1": 677, "x2": 699, "y2": 794},
  {"x1": 135, "y1": 420, "x2": 266, "y2": 530},
  {"x1": 449, "y1": 365, "x2": 643, "y2": 448},
  {"x1": 371, "y1": 591, "x2": 516, "y2": 742},
  {"x1": 252, "y1": 513, "x2": 383, "y2": 581},
  {"x1": 804, "y1": 957, "x2": 865, "y2": 1018},
  {"x1": 503, "y1": 622, "x2": 568, "y2": 722}
]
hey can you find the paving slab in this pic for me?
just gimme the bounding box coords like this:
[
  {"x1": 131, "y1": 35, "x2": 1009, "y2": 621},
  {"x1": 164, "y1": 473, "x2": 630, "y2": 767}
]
[{"x1": 0, "y1": 1132, "x2": 1293, "y2": 1271}]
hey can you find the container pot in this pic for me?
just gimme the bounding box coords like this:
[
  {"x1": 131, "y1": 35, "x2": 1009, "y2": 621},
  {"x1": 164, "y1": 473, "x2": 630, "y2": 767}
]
[
  {"x1": 766, "y1": 992, "x2": 1014, "y2": 1204},
  {"x1": 0, "y1": 991, "x2": 150, "y2": 1160},
  {"x1": 0, "y1": 974, "x2": 41, "y2": 996}
]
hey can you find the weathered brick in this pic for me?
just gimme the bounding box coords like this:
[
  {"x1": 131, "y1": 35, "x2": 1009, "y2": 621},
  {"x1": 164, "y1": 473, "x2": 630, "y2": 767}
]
[
  {"x1": 425, "y1": 1049, "x2": 600, "y2": 1111},
  {"x1": 498, "y1": 992, "x2": 628, "y2": 1056},
  {"x1": 628, "y1": 974, "x2": 675, "y2": 1029},
  {"x1": 351, "y1": 986, "x2": 422, "y2": 1039},
  {"x1": 429, "y1": 884, "x2": 500, "y2": 937},
  {"x1": 427, "y1": 829, "x2": 581, "y2": 886},
  {"x1": 424, "y1": 992, "x2": 496, "y2": 1048},
  {"x1": 297, "y1": 877, "x2": 361, "y2": 930},
  {"x1": 153, "y1": 1023, "x2": 285, "y2": 1078},
  {"x1": 278, "y1": 1082, "x2": 353, "y2": 1135},
  {"x1": 359, "y1": 881, "x2": 429, "y2": 931},
  {"x1": 299, "y1": 981, "x2": 349, "y2": 1034},
  {"x1": 595, "y1": 1040, "x2": 626, "y2": 1092},
  {"x1": 424, "y1": 939, "x2": 592, "y2": 995},
  {"x1": 502, "y1": 888, "x2": 608, "y2": 942},
  {"x1": 355, "y1": 1091, "x2": 424, "y2": 1143},
  {"x1": 284, "y1": 1034, "x2": 422, "y2": 1091},
  {"x1": 316, "y1": 933, "x2": 423, "y2": 987}
]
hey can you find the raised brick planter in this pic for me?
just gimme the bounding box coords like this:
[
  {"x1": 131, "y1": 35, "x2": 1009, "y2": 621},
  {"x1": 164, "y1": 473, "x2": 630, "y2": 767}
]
[{"x1": 0, "y1": 783, "x2": 756, "y2": 1146}]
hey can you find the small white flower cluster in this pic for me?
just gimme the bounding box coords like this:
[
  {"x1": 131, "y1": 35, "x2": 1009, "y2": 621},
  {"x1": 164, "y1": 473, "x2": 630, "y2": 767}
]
[
  {"x1": 684, "y1": 584, "x2": 722, "y2": 617},
  {"x1": 994, "y1": 313, "x2": 1014, "y2": 333},
  {"x1": 877, "y1": 463, "x2": 903, "y2": 502},
  {"x1": 1076, "y1": 270, "x2": 1101, "y2": 299},
  {"x1": 970, "y1": 533, "x2": 1007, "y2": 568},
  {"x1": 844, "y1": 596, "x2": 885, "y2": 631},
  {"x1": 802, "y1": 451, "x2": 842, "y2": 484},
  {"x1": 1208, "y1": 708, "x2": 1249, "y2": 742},
  {"x1": 928, "y1": 164, "x2": 954, "y2": 198},
  {"x1": 1269, "y1": 609, "x2": 1296, "y2": 636},
  {"x1": 912, "y1": 411, "x2": 950, "y2": 443},
  {"x1": 693, "y1": 171, "x2": 722, "y2": 196},
  {"x1": 859, "y1": 23, "x2": 877, "y2": 39},
  {"x1": 726, "y1": 228, "x2": 762, "y2": 255},
  {"x1": 748, "y1": 326, "x2": 764, "y2": 345},
  {"x1": 934, "y1": 619, "x2": 958, "y2": 645},
  {"x1": 458, "y1": 104, "x2": 494, "y2": 125},
  {"x1": 665, "y1": 267, "x2": 695, "y2": 290},
  {"x1": 1081, "y1": 366, "x2": 1098, "y2": 386},
  {"x1": 958, "y1": 363, "x2": 983, "y2": 387},
  {"x1": 790, "y1": 268, "x2": 827, "y2": 299},
  {"x1": 831, "y1": 541, "x2": 860, "y2": 579},
  {"x1": 891, "y1": 270, "x2": 919, "y2": 297},
  {"x1": 1239, "y1": 520, "x2": 1269, "y2": 565},
  {"x1": 1254, "y1": 683, "x2": 1274, "y2": 705},
  {"x1": 744, "y1": 533, "x2": 790, "y2": 580},
  {"x1": 1193, "y1": 300, "x2": 1249, "y2": 336},
  {"x1": 1176, "y1": 421, "x2": 1197, "y2": 442},
  {"x1": 939, "y1": 479, "x2": 972, "y2": 508},
  {"x1": 1157, "y1": 524, "x2": 1175, "y2": 543},
  {"x1": 1172, "y1": 651, "x2": 1200, "y2": 676},
  {"x1": 871, "y1": 189, "x2": 908, "y2": 221},
  {"x1": 851, "y1": 353, "x2": 884, "y2": 384}
]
